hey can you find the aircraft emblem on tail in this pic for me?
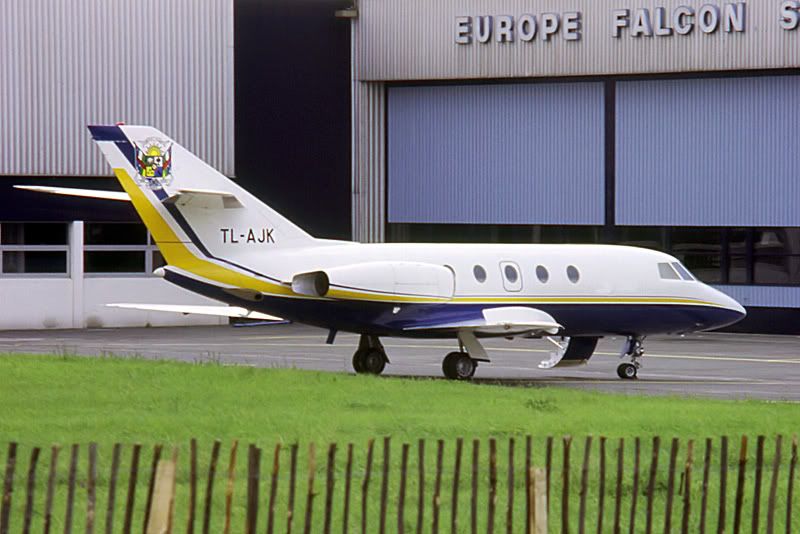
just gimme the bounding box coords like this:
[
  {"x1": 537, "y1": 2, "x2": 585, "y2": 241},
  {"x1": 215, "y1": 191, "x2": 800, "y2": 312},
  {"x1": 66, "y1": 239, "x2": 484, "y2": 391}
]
[{"x1": 134, "y1": 137, "x2": 173, "y2": 189}]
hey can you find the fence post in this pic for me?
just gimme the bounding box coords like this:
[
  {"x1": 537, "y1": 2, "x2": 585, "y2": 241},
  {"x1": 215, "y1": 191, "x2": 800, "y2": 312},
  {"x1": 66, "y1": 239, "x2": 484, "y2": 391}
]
[
  {"x1": 732, "y1": 435, "x2": 748, "y2": 534},
  {"x1": 287, "y1": 443, "x2": 298, "y2": 534},
  {"x1": 470, "y1": 440, "x2": 478, "y2": 534},
  {"x1": 145, "y1": 452, "x2": 178, "y2": 534},
  {"x1": 186, "y1": 438, "x2": 197, "y2": 534},
  {"x1": 765, "y1": 435, "x2": 782, "y2": 534},
  {"x1": 717, "y1": 436, "x2": 729, "y2": 534},
  {"x1": 698, "y1": 438, "x2": 711, "y2": 534},
  {"x1": 417, "y1": 439, "x2": 426, "y2": 534},
  {"x1": 397, "y1": 443, "x2": 409, "y2": 534},
  {"x1": 506, "y1": 437, "x2": 515, "y2": 534},
  {"x1": 201, "y1": 440, "x2": 220, "y2": 534},
  {"x1": 44, "y1": 445, "x2": 60, "y2": 534},
  {"x1": 86, "y1": 442, "x2": 97, "y2": 534},
  {"x1": 528, "y1": 467, "x2": 547, "y2": 534},
  {"x1": 613, "y1": 438, "x2": 623, "y2": 534},
  {"x1": 578, "y1": 436, "x2": 592, "y2": 534},
  {"x1": 245, "y1": 444, "x2": 261, "y2": 534},
  {"x1": 323, "y1": 443, "x2": 337, "y2": 534},
  {"x1": 143, "y1": 445, "x2": 164, "y2": 534},
  {"x1": 361, "y1": 439, "x2": 374, "y2": 534},
  {"x1": 525, "y1": 436, "x2": 532, "y2": 534},
  {"x1": 752, "y1": 435, "x2": 766, "y2": 534},
  {"x1": 0, "y1": 442, "x2": 16, "y2": 534},
  {"x1": 22, "y1": 447, "x2": 40, "y2": 534},
  {"x1": 451, "y1": 438, "x2": 463, "y2": 534},
  {"x1": 787, "y1": 436, "x2": 798, "y2": 534},
  {"x1": 432, "y1": 439, "x2": 443, "y2": 534},
  {"x1": 303, "y1": 443, "x2": 317, "y2": 534},
  {"x1": 597, "y1": 436, "x2": 606, "y2": 534},
  {"x1": 222, "y1": 440, "x2": 238, "y2": 534},
  {"x1": 266, "y1": 444, "x2": 281, "y2": 534},
  {"x1": 562, "y1": 436, "x2": 572, "y2": 534},
  {"x1": 545, "y1": 437, "x2": 553, "y2": 514},
  {"x1": 680, "y1": 440, "x2": 694, "y2": 534},
  {"x1": 663, "y1": 438, "x2": 679, "y2": 534},
  {"x1": 488, "y1": 438, "x2": 498, "y2": 534},
  {"x1": 66, "y1": 443, "x2": 80, "y2": 534},
  {"x1": 642, "y1": 436, "x2": 660, "y2": 534},
  {"x1": 628, "y1": 438, "x2": 642, "y2": 534},
  {"x1": 342, "y1": 443, "x2": 353, "y2": 534},
  {"x1": 379, "y1": 438, "x2": 390, "y2": 534}
]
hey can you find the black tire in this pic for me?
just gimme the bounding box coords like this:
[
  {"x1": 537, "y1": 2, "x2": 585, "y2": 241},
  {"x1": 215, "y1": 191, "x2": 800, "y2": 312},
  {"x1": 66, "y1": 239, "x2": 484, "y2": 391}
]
[
  {"x1": 442, "y1": 351, "x2": 476, "y2": 380},
  {"x1": 362, "y1": 349, "x2": 386, "y2": 375},
  {"x1": 617, "y1": 363, "x2": 637, "y2": 380},
  {"x1": 352, "y1": 349, "x2": 366, "y2": 373}
]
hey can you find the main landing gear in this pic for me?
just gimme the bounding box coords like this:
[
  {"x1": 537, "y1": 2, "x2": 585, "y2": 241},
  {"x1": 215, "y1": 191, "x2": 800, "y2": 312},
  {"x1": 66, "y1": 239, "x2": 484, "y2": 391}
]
[
  {"x1": 351, "y1": 331, "x2": 488, "y2": 381},
  {"x1": 442, "y1": 330, "x2": 488, "y2": 380},
  {"x1": 617, "y1": 335, "x2": 645, "y2": 380},
  {"x1": 352, "y1": 334, "x2": 388, "y2": 375}
]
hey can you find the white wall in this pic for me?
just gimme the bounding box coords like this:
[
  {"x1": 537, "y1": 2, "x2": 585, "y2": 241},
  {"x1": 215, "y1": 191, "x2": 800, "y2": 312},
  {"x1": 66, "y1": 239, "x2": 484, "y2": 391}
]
[
  {"x1": 0, "y1": 276, "x2": 225, "y2": 330},
  {"x1": 0, "y1": 278, "x2": 74, "y2": 329}
]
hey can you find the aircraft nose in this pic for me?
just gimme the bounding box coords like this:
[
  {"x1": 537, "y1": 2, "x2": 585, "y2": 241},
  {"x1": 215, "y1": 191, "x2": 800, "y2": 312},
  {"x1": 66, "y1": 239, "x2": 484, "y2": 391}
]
[{"x1": 710, "y1": 287, "x2": 747, "y2": 326}]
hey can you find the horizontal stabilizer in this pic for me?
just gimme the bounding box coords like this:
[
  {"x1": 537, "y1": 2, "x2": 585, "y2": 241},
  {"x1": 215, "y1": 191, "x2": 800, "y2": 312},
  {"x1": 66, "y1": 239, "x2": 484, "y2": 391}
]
[
  {"x1": 163, "y1": 188, "x2": 244, "y2": 209},
  {"x1": 107, "y1": 303, "x2": 282, "y2": 321},
  {"x1": 404, "y1": 306, "x2": 561, "y2": 337},
  {"x1": 14, "y1": 185, "x2": 130, "y2": 201}
]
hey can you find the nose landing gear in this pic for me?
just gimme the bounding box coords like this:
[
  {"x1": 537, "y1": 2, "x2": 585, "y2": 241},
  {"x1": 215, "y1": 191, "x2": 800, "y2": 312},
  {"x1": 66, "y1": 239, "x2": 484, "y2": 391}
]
[{"x1": 617, "y1": 335, "x2": 645, "y2": 379}]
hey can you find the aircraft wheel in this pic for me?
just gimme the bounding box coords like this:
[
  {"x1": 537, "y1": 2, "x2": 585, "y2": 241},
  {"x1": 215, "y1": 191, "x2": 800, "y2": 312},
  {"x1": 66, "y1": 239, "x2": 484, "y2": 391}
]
[
  {"x1": 443, "y1": 351, "x2": 476, "y2": 380},
  {"x1": 617, "y1": 363, "x2": 637, "y2": 380},
  {"x1": 361, "y1": 349, "x2": 386, "y2": 375},
  {"x1": 352, "y1": 349, "x2": 366, "y2": 373}
]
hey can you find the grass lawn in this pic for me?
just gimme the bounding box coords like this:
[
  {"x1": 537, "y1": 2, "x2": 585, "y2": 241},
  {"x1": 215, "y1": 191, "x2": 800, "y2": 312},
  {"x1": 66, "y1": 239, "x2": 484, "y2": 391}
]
[{"x1": 0, "y1": 353, "x2": 797, "y2": 532}]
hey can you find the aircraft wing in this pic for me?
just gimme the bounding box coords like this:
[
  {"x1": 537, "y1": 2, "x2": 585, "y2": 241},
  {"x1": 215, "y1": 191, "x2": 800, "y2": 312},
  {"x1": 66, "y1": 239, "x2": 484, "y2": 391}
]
[
  {"x1": 403, "y1": 306, "x2": 561, "y2": 336},
  {"x1": 106, "y1": 303, "x2": 283, "y2": 321}
]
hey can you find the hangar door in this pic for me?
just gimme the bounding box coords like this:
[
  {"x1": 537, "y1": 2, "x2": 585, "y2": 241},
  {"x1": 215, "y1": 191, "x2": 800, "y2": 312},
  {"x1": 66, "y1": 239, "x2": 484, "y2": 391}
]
[
  {"x1": 616, "y1": 76, "x2": 800, "y2": 227},
  {"x1": 387, "y1": 83, "x2": 605, "y2": 225}
]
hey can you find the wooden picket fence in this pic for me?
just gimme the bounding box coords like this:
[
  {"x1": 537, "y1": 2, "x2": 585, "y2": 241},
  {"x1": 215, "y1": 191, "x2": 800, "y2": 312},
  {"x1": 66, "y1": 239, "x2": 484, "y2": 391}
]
[{"x1": 0, "y1": 435, "x2": 797, "y2": 533}]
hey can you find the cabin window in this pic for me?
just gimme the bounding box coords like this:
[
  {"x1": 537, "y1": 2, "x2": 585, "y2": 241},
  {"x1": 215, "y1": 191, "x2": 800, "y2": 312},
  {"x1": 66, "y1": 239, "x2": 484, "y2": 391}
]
[
  {"x1": 473, "y1": 265, "x2": 487, "y2": 283},
  {"x1": 566, "y1": 265, "x2": 580, "y2": 283},
  {"x1": 658, "y1": 262, "x2": 681, "y2": 280},
  {"x1": 499, "y1": 261, "x2": 522, "y2": 292},
  {"x1": 535, "y1": 265, "x2": 549, "y2": 283},
  {"x1": 671, "y1": 262, "x2": 695, "y2": 281},
  {"x1": 504, "y1": 264, "x2": 518, "y2": 283}
]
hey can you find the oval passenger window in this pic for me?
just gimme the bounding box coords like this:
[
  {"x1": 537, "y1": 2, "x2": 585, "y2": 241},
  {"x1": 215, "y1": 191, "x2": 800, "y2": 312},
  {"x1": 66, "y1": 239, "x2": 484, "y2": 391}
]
[
  {"x1": 504, "y1": 264, "x2": 518, "y2": 283},
  {"x1": 536, "y1": 265, "x2": 549, "y2": 283},
  {"x1": 473, "y1": 265, "x2": 487, "y2": 283},
  {"x1": 567, "y1": 265, "x2": 580, "y2": 283}
]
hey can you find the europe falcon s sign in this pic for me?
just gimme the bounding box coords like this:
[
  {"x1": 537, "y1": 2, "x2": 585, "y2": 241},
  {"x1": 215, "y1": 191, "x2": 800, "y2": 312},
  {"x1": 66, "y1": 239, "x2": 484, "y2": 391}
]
[{"x1": 455, "y1": 2, "x2": 800, "y2": 45}]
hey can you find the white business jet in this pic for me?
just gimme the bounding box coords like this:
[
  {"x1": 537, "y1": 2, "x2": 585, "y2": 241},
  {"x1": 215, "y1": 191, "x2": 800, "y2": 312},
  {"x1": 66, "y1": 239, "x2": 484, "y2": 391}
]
[{"x1": 17, "y1": 125, "x2": 746, "y2": 380}]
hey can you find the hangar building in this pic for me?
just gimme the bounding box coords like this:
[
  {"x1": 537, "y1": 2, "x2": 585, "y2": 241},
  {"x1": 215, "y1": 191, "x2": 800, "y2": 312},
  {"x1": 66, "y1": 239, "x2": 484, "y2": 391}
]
[
  {"x1": 0, "y1": 0, "x2": 350, "y2": 330},
  {"x1": 2, "y1": 0, "x2": 799, "y2": 333},
  {"x1": 347, "y1": 0, "x2": 800, "y2": 333}
]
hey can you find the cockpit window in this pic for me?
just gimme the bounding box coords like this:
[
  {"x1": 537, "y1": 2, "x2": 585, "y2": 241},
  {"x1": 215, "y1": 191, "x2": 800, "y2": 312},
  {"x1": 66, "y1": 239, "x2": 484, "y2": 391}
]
[
  {"x1": 671, "y1": 262, "x2": 696, "y2": 281},
  {"x1": 658, "y1": 262, "x2": 680, "y2": 280}
]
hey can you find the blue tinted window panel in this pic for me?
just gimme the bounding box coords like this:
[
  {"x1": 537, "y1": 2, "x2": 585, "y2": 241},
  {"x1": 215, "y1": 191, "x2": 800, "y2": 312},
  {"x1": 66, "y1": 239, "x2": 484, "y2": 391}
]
[
  {"x1": 387, "y1": 83, "x2": 604, "y2": 225},
  {"x1": 617, "y1": 76, "x2": 800, "y2": 227}
]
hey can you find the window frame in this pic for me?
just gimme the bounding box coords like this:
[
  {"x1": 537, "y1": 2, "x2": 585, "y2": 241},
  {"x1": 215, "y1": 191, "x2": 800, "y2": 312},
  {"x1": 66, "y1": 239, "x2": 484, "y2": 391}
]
[{"x1": 0, "y1": 223, "x2": 70, "y2": 277}]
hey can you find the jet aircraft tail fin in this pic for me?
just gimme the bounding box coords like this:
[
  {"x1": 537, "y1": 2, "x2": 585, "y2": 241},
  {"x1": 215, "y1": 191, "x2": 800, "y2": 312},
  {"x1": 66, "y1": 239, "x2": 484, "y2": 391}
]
[{"x1": 88, "y1": 124, "x2": 316, "y2": 267}]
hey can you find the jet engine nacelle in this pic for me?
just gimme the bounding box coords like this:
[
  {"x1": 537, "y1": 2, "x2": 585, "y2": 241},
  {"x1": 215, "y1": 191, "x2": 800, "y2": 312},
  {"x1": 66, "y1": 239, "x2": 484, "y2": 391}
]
[{"x1": 291, "y1": 261, "x2": 455, "y2": 300}]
